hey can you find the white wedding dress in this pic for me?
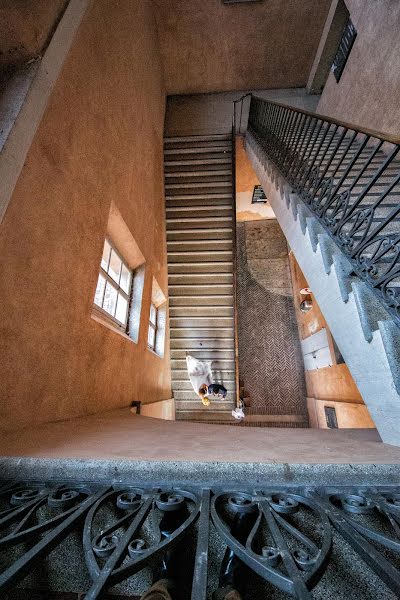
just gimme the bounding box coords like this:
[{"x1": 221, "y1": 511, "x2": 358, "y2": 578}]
[{"x1": 186, "y1": 354, "x2": 213, "y2": 396}]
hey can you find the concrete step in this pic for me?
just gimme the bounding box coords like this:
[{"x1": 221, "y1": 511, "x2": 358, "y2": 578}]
[
  {"x1": 166, "y1": 192, "x2": 232, "y2": 201},
  {"x1": 164, "y1": 146, "x2": 232, "y2": 156},
  {"x1": 170, "y1": 316, "x2": 234, "y2": 328},
  {"x1": 166, "y1": 217, "x2": 232, "y2": 230},
  {"x1": 167, "y1": 229, "x2": 233, "y2": 241},
  {"x1": 175, "y1": 411, "x2": 234, "y2": 421},
  {"x1": 164, "y1": 134, "x2": 232, "y2": 143},
  {"x1": 172, "y1": 368, "x2": 235, "y2": 381},
  {"x1": 169, "y1": 306, "x2": 234, "y2": 318},
  {"x1": 168, "y1": 273, "x2": 233, "y2": 286},
  {"x1": 169, "y1": 295, "x2": 233, "y2": 308},
  {"x1": 164, "y1": 158, "x2": 232, "y2": 167},
  {"x1": 170, "y1": 337, "x2": 235, "y2": 350},
  {"x1": 170, "y1": 327, "x2": 234, "y2": 339},
  {"x1": 171, "y1": 348, "x2": 235, "y2": 360},
  {"x1": 174, "y1": 397, "x2": 234, "y2": 408},
  {"x1": 169, "y1": 284, "x2": 233, "y2": 296},
  {"x1": 165, "y1": 182, "x2": 232, "y2": 194},
  {"x1": 165, "y1": 170, "x2": 231, "y2": 178},
  {"x1": 171, "y1": 359, "x2": 235, "y2": 371},
  {"x1": 172, "y1": 380, "x2": 236, "y2": 392},
  {"x1": 166, "y1": 206, "x2": 232, "y2": 219},
  {"x1": 167, "y1": 251, "x2": 233, "y2": 263},
  {"x1": 168, "y1": 261, "x2": 233, "y2": 274},
  {"x1": 167, "y1": 196, "x2": 233, "y2": 208},
  {"x1": 167, "y1": 240, "x2": 232, "y2": 253}
]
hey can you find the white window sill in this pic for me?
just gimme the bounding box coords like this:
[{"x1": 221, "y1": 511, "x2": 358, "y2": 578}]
[
  {"x1": 91, "y1": 310, "x2": 137, "y2": 344},
  {"x1": 147, "y1": 346, "x2": 164, "y2": 359}
]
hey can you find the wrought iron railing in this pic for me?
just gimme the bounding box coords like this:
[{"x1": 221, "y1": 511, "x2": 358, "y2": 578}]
[
  {"x1": 1, "y1": 479, "x2": 400, "y2": 598},
  {"x1": 248, "y1": 96, "x2": 400, "y2": 323}
]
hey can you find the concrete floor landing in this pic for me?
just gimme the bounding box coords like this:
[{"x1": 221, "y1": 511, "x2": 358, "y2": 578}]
[{"x1": 1, "y1": 409, "x2": 400, "y2": 488}]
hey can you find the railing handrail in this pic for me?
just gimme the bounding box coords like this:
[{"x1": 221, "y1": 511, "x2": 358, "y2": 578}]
[
  {"x1": 247, "y1": 95, "x2": 400, "y2": 326},
  {"x1": 251, "y1": 94, "x2": 400, "y2": 146}
]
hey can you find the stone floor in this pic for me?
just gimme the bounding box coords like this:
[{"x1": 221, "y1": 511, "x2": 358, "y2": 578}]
[
  {"x1": 236, "y1": 220, "x2": 308, "y2": 422},
  {"x1": 1, "y1": 409, "x2": 400, "y2": 476}
]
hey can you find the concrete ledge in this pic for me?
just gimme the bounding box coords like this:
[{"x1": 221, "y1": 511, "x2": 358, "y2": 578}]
[{"x1": 1, "y1": 457, "x2": 399, "y2": 487}]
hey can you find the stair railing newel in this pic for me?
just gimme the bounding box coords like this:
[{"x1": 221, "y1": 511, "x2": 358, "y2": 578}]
[{"x1": 248, "y1": 95, "x2": 400, "y2": 323}]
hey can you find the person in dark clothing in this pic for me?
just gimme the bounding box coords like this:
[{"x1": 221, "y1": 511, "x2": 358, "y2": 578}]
[{"x1": 207, "y1": 383, "x2": 228, "y2": 399}]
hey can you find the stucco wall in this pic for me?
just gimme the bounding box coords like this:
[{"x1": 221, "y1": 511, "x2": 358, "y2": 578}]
[
  {"x1": 154, "y1": 0, "x2": 331, "y2": 94},
  {"x1": 0, "y1": 0, "x2": 171, "y2": 431},
  {"x1": 0, "y1": 0, "x2": 68, "y2": 76},
  {"x1": 317, "y1": 0, "x2": 400, "y2": 137}
]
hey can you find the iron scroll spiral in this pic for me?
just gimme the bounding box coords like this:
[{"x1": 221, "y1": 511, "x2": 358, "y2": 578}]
[{"x1": 211, "y1": 491, "x2": 332, "y2": 598}]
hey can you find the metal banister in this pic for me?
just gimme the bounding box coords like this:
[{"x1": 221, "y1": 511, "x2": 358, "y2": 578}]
[{"x1": 247, "y1": 95, "x2": 400, "y2": 324}]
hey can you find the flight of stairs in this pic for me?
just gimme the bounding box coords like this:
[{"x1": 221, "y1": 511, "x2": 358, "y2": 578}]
[
  {"x1": 164, "y1": 133, "x2": 237, "y2": 421},
  {"x1": 246, "y1": 128, "x2": 400, "y2": 445}
]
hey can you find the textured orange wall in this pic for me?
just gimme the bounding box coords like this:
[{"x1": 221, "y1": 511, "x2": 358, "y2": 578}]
[
  {"x1": 236, "y1": 137, "x2": 260, "y2": 194},
  {"x1": 317, "y1": 1, "x2": 400, "y2": 137},
  {"x1": 153, "y1": 0, "x2": 331, "y2": 94},
  {"x1": 0, "y1": 0, "x2": 172, "y2": 431},
  {"x1": 0, "y1": 0, "x2": 68, "y2": 73}
]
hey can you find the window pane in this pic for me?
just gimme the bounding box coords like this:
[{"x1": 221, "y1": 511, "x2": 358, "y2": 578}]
[
  {"x1": 94, "y1": 274, "x2": 106, "y2": 307},
  {"x1": 150, "y1": 304, "x2": 157, "y2": 325},
  {"x1": 108, "y1": 249, "x2": 122, "y2": 283},
  {"x1": 116, "y1": 293, "x2": 128, "y2": 325},
  {"x1": 148, "y1": 325, "x2": 155, "y2": 348},
  {"x1": 120, "y1": 264, "x2": 132, "y2": 294},
  {"x1": 103, "y1": 281, "x2": 118, "y2": 316},
  {"x1": 101, "y1": 240, "x2": 111, "y2": 271}
]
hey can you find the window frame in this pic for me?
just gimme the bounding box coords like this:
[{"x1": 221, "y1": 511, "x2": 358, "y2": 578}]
[
  {"x1": 147, "y1": 302, "x2": 158, "y2": 352},
  {"x1": 93, "y1": 239, "x2": 134, "y2": 333}
]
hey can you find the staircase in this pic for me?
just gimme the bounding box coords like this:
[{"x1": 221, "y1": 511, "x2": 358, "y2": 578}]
[
  {"x1": 244, "y1": 96, "x2": 400, "y2": 444},
  {"x1": 164, "y1": 133, "x2": 237, "y2": 421}
]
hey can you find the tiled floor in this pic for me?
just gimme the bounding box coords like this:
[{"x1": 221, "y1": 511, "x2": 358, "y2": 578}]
[{"x1": 236, "y1": 220, "x2": 308, "y2": 422}]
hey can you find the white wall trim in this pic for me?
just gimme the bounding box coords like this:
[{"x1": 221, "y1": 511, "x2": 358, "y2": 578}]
[{"x1": 0, "y1": 0, "x2": 92, "y2": 224}]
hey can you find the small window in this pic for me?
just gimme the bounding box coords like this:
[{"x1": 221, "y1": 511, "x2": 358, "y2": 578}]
[
  {"x1": 332, "y1": 18, "x2": 357, "y2": 83},
  {"x1": 251, "y1": 185, "x2": 267, "y2": 204},
  {"x1": 325, "y1": 406, "x2": 338, "y2": 429},
  {"x1": 94, "y1": 239, "x2": 132, "y2": 331},
  {"x1": 148, "y1": 303, "x2": 158, "y2": 351},
  {"x1": 147, "y1": 277, "x2": 167, "y2": 357}
]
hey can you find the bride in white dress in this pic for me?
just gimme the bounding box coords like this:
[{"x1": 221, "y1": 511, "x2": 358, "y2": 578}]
[{"x1": 185, "y1": 354, "x2": 213, "y2": 406}]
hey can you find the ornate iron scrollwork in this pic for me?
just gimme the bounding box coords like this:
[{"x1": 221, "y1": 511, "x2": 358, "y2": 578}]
[
  {"x1": 1, "y1": 480, "x2": 400, "y2": 598},
  {"x1": 211, "y1": 491, "x2": 331, "y2": 598}
]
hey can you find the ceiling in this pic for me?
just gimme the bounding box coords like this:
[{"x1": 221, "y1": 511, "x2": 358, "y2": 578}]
[{"x1": 153, "y1": 0, "x2": 332, "y2": 95}]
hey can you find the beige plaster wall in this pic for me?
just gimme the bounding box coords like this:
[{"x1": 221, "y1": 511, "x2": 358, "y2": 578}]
[
  {"x1": 317, "y1": 0, "x2": 400, "y2": 137},
  {"x1": 154, "y1": 0, "x2": 332, "y2": 94},
  {"x1": 0, "y1": 0, "x2": 172, "y2": 432}
]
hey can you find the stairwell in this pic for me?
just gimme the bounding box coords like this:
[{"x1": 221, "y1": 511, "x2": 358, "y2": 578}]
[
  {"x1": 164, "y1": 134, "x2": 237, "y2": 421},
  {"x1": 245, "y1": 101, "x2": 400, "y2": 444}
]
